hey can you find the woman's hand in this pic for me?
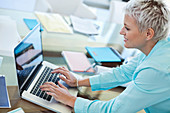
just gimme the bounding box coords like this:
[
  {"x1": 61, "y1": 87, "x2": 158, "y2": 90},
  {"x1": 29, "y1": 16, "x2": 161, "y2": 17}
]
[
  {"x1": 52, "y1": 67, "x2": 78, "y2": 87},
  {"x1": 40, "y1": 82, "x2": 77, "y2": 107}
]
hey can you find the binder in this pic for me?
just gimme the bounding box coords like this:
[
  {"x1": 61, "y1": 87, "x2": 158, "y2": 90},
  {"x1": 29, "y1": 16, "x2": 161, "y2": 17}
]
[
  {"x1": 62, "y1": 51, "x2": 94, "y2": 73},
  {"x1": 85, "y1": 46, "x2": 124, "y2": 67}
]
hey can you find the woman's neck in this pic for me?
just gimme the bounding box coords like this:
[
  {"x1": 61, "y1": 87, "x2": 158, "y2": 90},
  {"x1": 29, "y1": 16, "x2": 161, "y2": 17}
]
[{"x1": 140, "y1": 40, "x2": 158, "y2": 56}]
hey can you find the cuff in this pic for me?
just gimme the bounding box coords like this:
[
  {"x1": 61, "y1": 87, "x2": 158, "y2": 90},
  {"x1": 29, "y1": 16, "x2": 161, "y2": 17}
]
[{"x1": 89, "y1": 75, "x2": 101, "y2": 91}]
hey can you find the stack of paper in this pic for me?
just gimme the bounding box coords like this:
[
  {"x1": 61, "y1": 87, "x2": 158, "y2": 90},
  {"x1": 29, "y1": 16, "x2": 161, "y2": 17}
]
[
  {"x1": 62, "y1": 51, "x2": 94, "y2": 72},
  {"x1": 35, "y1": 12, "x2": 73, "y2": 34},
  {"x1": 70, "y1": 15, "x2": 98, "y2": 35}
]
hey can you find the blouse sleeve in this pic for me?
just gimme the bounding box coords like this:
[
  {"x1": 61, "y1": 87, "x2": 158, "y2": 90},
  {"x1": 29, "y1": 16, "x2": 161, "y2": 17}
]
[
  {"x1": 74, "y1": 68, "x2": 170, "y2": 113},
  {"x1": 89, "y1": 54, "x2": 141, "y2": 91}
]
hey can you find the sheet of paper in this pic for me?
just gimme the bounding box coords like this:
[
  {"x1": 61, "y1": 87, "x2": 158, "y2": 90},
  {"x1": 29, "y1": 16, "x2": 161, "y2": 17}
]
[
  {"x1": 70, "y1": 15, "x2": 98, "y2": 35},
  {"x1": 0, "y1": 16, "x2": 21, "y2": 56},
  {"x1": 35, "y1": 12, "x2": 73, "y2": 34}
]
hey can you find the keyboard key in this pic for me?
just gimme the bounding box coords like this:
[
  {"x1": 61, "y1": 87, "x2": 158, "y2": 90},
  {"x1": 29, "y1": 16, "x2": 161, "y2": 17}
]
[{"x1": 30, "y1": 66, "x2": 59, "y2": 101}]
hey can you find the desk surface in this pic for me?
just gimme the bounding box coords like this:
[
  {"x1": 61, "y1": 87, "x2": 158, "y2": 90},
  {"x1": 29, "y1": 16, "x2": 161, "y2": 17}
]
[
  {"x1": 0, "y1": 86, "x2": 125, "y2": 113},
  {"x1": 0, "y1": 8, "x2": 124, "y2": 53},
  {"x1": 0, "y1": 86, "x2": 71, "y2": 113},
  {"x1": 0, "y1": 86, "x2": 145, "y2": 113}
]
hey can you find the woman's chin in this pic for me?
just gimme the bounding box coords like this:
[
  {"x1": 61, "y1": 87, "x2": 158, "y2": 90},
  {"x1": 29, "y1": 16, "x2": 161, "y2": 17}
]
[{"x1": 124, "y1": 44, "x2": 133, "y2": 48}]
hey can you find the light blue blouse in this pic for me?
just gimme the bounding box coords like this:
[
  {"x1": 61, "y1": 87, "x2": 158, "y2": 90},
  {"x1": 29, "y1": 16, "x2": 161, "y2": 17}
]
[{"x1": 74, "y1": 38, "x2": 170, "y2": 113}]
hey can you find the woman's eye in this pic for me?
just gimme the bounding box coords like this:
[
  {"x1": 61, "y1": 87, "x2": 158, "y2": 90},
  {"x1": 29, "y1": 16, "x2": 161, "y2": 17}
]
[{"x1": 125, "y1": 27, "x2": 130, "y2": 31}]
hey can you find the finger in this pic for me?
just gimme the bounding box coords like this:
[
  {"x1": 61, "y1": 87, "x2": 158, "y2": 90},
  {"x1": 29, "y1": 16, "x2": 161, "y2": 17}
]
[
  {"x1": 46, "y1": 92, "x2": 60, "y2": 101},
  {"x1": 52, "y1": 67, "x2": 68, "y2": 72},
  {"x1": 59, "y1": 75, "x2": 69, "y2": 83},
  {"x1": 51, "y1": 68, "x2": 63, "y2": 73},
  {"x1": 43, "y1": 82, "x2": 59, "y2": 89},
  {"x1": 53, "y1": 70, "x2": 70, "y2": 80},
  {"x1": 40, "y1": 85, "x2": 56, "y2": 93},
  {"x1": 40, "y1": 82, "x2": 58, "y2": 91},
  {"x1": 61, "y1": 66, "x2": 69, "y2": 71},
  {"x1": 58, "y1": 81, "x2": 67, "y2": 89}
]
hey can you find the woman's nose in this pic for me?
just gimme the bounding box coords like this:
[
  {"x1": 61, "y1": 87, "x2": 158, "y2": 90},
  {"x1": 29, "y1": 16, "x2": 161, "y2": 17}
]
[{"x1": 120, "y1": 27, "x2": 125, "y2": 35}]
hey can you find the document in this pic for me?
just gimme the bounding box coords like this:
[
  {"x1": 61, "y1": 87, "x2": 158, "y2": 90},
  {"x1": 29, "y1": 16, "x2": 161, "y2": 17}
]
[
  {"x1": 70, "y1": 15, "x2": 98, "y2": 35},
  {"x1": 35, "y1": 12, "x2": 73, "y2": 34},
  {"x1": 0, "y1": 75, "x2": 11, "y2": 108}
]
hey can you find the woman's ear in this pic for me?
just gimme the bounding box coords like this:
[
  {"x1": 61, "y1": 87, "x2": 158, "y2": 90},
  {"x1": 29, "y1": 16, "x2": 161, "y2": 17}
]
[{"x1": 146, "y1": 28, "x2": 154, "y2": 40}]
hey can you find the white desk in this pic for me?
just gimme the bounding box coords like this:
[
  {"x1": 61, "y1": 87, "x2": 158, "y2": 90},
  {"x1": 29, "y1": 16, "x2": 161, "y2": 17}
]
[{"x1": 0, "y1": 8, "x2": 124, "y2": 53}]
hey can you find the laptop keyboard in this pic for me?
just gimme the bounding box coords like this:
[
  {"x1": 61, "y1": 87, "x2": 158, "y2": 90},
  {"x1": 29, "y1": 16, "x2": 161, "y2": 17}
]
[{"x1": 30, "y1": 66, "x2": 60, "y2": 101}]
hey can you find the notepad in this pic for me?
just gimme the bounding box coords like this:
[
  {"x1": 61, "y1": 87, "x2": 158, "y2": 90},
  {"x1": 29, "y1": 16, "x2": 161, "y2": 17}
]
[
  {"x1": 62, "y1": 51, "x2": 94, "y2": 72},
  {"x1": 86, "y1": 46, "x2": 122, "y2": 62},
  {"x1": 0, "y1": 75, "x2": 11, "y2": 108}
]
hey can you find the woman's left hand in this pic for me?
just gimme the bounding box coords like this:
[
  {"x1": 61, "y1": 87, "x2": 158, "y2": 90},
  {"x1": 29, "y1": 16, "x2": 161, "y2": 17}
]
[{"x1": 40, "y1": 81, "x2": 77, "y2": 107}]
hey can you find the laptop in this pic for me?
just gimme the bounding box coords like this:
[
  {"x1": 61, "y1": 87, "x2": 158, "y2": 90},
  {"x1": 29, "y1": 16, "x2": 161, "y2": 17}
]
[{"x1": 13, "y1": 23, "x2": 77, "y2": 113}]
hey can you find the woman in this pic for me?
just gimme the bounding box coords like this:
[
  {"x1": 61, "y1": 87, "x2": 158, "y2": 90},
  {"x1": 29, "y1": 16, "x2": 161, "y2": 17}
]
[{"x1": 40, "y1": 0, "x2": 170, "y2": 112}]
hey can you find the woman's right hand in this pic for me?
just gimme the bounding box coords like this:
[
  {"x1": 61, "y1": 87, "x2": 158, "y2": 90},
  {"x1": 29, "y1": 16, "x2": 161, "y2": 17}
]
[{"x1": 51, "y1": 67, "x2": 78, "y2": 87}]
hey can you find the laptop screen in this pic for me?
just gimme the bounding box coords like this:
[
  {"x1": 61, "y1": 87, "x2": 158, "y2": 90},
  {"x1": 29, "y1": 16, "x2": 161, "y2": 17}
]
[{"x1": 14, "y1": 24, "x2": 43, "y2": 90}]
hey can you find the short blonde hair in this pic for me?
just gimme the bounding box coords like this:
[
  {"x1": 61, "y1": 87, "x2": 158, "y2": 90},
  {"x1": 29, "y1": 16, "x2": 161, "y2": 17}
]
[{"x1": 125, "y1": 0, "x2": 170, "y2": 40}]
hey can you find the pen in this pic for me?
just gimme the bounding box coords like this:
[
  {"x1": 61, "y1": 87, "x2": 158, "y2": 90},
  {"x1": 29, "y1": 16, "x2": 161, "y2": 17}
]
[{"x1": 84, "y1": 63, "x2": 97, "y2": 72}]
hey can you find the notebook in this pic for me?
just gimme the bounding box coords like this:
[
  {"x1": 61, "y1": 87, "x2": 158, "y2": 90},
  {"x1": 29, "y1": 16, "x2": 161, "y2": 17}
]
[
  {"x1": 62, "y1": 51, "x2": 94, "y2": 73},
  {"x1": 0, "y1": 75, "x2": 11, "y2": 108},
  {"x1": 13, "y1": 23, "x2": 77, "y2": 113}
]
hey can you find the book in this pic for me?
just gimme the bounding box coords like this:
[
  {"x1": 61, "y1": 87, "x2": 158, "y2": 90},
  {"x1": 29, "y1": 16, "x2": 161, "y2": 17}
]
[
  {"x1": 23, "y1": 18, "x2": 43, "y2": 31},
  {"x1": 85, "y1": 47, "x2": 124, "y2": 67},
  {"x1": 62, "y1": 51, "x2": 94, "y2": 73},
  {"x1": 0, "y1": 75, "x2": 11, "y2": 108}
]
